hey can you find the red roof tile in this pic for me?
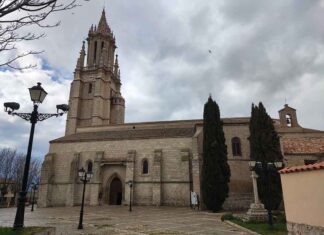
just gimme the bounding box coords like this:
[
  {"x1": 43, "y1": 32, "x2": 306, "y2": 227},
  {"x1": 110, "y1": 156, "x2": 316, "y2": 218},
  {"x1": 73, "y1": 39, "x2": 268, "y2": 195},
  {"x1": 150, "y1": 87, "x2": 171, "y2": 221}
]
[{"x1": 279, "y1": 161, "x2": 324, "y2": 174}]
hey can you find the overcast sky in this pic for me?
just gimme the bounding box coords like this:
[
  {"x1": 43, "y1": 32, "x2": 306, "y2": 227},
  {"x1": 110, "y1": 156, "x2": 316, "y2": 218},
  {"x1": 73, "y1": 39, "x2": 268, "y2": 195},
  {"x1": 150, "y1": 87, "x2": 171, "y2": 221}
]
[{"x1": 0, "y1": 0, "x2": 324, "y2": 160}]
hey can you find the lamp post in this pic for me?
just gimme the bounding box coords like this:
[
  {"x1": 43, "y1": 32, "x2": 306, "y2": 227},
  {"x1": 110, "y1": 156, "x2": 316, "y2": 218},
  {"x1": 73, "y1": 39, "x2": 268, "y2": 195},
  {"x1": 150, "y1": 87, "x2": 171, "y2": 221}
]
[
  {"x1": 78, "y1": 167, "x2": 93, "y2": 230},
  {"x1": 4, "y1": 82, "x2": 69, "y2": 229},
  {"x1": 31, "y1": 184, "x2": 38, "y2": 212},
  {"x1": 248, "y1": 160, "x2": 283, "y2": 226},
  {"x1": 127, "y1": 180, "x2": 133, "y2": 212}
]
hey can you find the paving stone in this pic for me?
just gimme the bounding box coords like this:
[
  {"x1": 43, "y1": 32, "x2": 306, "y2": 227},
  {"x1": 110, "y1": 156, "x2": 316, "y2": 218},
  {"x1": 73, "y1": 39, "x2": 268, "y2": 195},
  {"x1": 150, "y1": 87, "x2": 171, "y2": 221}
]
[{"x1": 0, "y1": 206, "x2": 250, "y2": 235}]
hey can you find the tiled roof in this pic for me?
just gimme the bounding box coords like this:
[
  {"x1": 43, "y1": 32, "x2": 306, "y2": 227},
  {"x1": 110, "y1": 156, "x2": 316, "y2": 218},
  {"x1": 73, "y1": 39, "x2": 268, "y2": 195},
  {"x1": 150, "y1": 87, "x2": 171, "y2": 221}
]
[
  {"x1": 279, "y1": 161, "x2": 324, "y2": 174},
  {"x1": 51, "y1": 127, "x2": 195, "y2": 143}
]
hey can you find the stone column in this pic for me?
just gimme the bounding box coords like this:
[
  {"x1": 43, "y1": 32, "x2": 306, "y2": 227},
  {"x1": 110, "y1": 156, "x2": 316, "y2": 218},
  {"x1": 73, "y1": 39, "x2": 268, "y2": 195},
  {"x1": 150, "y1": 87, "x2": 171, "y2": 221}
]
[
  {"x1": 90, "y1": 152, "x2": 103, "y2": 206},
  {"x1": 181, "y1": 149, "x2": 191, "y2": 206},
  {"x1": 152, "y1": 149, "x2": 162, "y2": 206},
  {"x1": 65, "y1": 153, "x2": 81, "y2": 206},
  {"x1": 38, "y1": 153, "x2": 55, "y2": 207},
  {"x1": 124, "y1": 150, "x2": 135, "y2": 205},
  {"x1": 65, "y1": 80, "x2": 81, "y2": 135},
  {"x1": 246, "y1": 170, "x2": 268, "y2": 222},
  {"x1": 91, "y1": 78, "x2": 104, "y2": 126},
  {"x1": 251, "y1": 171, "x2": 260, "y2": 204},
  {"x1": 191, "y1": 136, "x2": 201, "y2": 195}
]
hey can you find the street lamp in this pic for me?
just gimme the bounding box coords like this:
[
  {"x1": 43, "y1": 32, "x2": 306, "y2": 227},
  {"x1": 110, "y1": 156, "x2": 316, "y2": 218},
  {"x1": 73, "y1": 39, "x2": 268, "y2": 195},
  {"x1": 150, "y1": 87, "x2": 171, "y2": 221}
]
[
  {"x1": 127, "y1": 180, "x2": 133, "y2": 212},
  {"x1": 248, "y1": 160, "x2": 283, "y2": 226},
  {"x1": 78, "y1": 167, "x2": 93, "y2": 230},
  {"x1": 31, "y1": 184, "x2": 38, "y2": 212},
  {"x1": 4, "y1": 82, "x2": 68, "y2": 229}
]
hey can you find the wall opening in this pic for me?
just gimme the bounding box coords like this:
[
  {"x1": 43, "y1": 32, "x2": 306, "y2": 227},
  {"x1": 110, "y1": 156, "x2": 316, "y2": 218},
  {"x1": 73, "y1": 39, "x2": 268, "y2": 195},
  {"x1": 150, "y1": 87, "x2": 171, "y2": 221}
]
[
  {"x1": 109, "y1": 177, "x2": 122, "y2": 205},
  {"x1": 286, "y1": 114, "x2": 292, "y2": 127},
  {"x1": 94, "y1": 41, "x2": 98, "y2": 62},
  {"x1": 142, "y1": 159, "x2": 149, "y2": 174}
]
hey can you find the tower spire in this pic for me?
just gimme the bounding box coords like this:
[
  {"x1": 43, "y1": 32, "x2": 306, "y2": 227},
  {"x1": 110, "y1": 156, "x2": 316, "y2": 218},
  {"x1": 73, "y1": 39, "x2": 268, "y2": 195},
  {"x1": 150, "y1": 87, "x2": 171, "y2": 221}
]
[{"x1": 97, "y1": 8, "x2": 110, "y2": 34}]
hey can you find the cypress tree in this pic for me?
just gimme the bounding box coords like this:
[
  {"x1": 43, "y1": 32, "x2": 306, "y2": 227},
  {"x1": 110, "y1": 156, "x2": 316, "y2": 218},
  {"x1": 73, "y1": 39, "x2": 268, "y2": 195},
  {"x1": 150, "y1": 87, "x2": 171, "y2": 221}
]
[
  {"x1": 201, "y1": 96, "x2": 231, "y2": 212},
  {"x1": 249, "y1": 102, "x2": 283, "y2": 210}
]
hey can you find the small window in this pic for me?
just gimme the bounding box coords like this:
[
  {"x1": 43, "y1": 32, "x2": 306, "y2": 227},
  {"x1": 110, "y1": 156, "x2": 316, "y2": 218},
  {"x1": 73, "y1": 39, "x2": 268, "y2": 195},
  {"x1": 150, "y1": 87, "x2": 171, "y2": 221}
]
[
  {"x1": 87, "y1": 161, "x2": 93, "y2": 172},
  {"x1": 142, "y1": 159, "x2": 148, "y2": 174},
  {"x1": 232, "y1": 137, "x2": 242, "y2": 156},
  {"x1": 88, "y1": 83, "x2": 92, "y2": 93},
  {"x1": 101, "y1": 41, "x2": 104, "y2": 50}
]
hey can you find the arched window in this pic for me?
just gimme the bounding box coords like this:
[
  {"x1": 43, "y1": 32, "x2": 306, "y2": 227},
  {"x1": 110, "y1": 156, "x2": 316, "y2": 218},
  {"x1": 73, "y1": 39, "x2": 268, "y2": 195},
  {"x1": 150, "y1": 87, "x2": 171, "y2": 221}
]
[
  {"x1": 142, "y1": 159, "x2": 148, "y2": 174},
  {"x1": 88, "y1": 83, "x2": 92, "y2": 93},
  {"x1": 232, "y1": 137, "x2": 242, "y2": 156},
  {"x1": 87, "y1": 161, "x2": 93, "y2": 172}
]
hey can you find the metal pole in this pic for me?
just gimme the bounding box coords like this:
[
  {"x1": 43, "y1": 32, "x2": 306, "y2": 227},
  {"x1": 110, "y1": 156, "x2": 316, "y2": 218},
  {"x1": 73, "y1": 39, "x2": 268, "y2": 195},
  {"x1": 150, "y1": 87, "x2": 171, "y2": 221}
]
[
  {"x1": 78, "y1": 177, "x2": 87, "y2": 229},
  {"x1": 13, "y1": 105, "x2": 38, "y2": 229},
  {"x1": 129, "y1": 185, "x2": 132, "y2": 212},
  {"x1": 263, "y1": 162, "x2": 273, "y2": 226},
  {"x1": 31, "y1": 188, "x2": 35, "y2": 212}
]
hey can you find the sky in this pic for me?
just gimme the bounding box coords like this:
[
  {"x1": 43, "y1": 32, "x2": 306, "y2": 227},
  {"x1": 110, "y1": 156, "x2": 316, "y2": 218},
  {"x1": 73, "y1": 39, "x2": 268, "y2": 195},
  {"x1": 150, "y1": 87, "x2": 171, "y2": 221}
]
[{"x1": 0, "y1": 0, "x2": 324, "y2": 160}]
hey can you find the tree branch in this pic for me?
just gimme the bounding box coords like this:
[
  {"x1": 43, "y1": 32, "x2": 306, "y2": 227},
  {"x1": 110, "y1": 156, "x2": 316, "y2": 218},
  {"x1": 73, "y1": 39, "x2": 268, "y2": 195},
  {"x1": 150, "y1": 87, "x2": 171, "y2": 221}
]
[{"x1": 0, "y1": 0, "x2": 88, "y2": 70}]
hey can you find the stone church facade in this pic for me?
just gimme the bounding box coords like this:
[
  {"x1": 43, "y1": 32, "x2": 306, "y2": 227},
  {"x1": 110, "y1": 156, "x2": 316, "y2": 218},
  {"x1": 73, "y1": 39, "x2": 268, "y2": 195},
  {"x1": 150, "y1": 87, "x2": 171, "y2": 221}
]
[{"x1": 38, "y1": 11, "x2": 324, "y2": 209}]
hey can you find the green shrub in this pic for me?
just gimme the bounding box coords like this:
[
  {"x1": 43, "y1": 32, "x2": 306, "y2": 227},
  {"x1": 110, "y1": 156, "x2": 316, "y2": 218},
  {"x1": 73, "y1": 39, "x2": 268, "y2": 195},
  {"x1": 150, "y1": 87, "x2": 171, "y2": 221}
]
[{"x1": 221, "y1": 213, "x2": 234, "y2": 221}]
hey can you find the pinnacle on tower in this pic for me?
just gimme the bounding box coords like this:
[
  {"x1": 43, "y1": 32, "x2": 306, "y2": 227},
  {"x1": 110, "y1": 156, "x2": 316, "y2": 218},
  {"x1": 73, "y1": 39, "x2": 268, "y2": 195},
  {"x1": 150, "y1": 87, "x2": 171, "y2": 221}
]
[
  {"x1": 114, "y1": 54, "x2": 119, "y2": 76},
  {"x1": 76, "y1": 41, "x2": 86, "y2": 69},
  {"x1": 97, "y1": 8, "x2": 111, "y2": 34}
]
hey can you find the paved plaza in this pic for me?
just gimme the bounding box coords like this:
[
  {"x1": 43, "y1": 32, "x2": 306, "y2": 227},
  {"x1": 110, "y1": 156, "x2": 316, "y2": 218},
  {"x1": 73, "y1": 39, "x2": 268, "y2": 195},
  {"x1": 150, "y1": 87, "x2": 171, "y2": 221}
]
[{"x1": 0, "y1": 206, "x2": 249, "y2": 235}]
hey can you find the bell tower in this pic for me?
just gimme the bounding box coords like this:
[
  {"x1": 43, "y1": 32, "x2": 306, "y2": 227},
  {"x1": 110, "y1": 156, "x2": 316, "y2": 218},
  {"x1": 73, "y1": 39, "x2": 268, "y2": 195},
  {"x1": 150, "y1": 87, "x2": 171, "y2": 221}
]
[
  {"x1": 278, "y1": 104, "x2": 300, "y2": 128},
  {"x1": 66, "y1": 9, "x2": 125, "y2": 135}
]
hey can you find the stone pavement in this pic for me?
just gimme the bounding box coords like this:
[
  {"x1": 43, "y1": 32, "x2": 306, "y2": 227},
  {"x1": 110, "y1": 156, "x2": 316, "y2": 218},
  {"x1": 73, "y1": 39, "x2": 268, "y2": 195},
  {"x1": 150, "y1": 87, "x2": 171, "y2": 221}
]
[{"x1": 0, "y1": 206, "x2": 249, "y2": 235}]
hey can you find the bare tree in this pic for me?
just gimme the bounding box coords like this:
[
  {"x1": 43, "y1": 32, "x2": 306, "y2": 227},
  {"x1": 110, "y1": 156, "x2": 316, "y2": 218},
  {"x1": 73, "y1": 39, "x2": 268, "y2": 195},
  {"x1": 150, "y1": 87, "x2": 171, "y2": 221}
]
[
  {"x1": 0, "y1": 148, "x2": 17, "y2": 202},
  {"x1": 11, "y1": 153, "x2": 42, "y2": 194},
  {"x1": 0, "y1": 148, "x2": 16, "y2": 189},
  {"x1": 0, "y1": 0, "x2": 87, "y2": 70},
  {"x1": 0, "y1": 148, "x2": 42, "y2": 196}
]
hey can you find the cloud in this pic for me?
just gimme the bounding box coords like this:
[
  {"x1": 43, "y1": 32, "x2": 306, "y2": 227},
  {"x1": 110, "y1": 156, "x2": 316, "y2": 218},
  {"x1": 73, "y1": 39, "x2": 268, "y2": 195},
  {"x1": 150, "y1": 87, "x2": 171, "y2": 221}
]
[
  {"x1": 0, "y1": 0, "x2": 323, "y2": 159},
  {"x1": 0, "y1": 54, "x2": 69, "y2": 159}
]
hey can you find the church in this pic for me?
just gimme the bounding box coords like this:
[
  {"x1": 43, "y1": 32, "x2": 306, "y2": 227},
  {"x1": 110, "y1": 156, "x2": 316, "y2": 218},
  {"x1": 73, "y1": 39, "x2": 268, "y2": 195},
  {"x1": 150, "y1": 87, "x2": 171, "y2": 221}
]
[{"x1": 38, "y1": 10, "x2": 324, "y2": 210}]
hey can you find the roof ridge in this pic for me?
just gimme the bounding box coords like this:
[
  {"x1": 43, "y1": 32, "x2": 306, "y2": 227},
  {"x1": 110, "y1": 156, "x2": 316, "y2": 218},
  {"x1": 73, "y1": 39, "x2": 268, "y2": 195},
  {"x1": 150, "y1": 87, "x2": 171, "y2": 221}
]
[{"x1": 279, "y1": 161, "x2": 324, "y2": 174}]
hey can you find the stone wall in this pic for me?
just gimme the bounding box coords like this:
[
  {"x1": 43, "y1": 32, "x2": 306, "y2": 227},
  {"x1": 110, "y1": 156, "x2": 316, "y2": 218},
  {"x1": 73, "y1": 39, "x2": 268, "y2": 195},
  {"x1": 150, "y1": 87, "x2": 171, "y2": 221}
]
[
  {"x1": 223, "y1": 193, "x2": 254, "y2": 211},
  {"x1": 40, "y1": 137, "x2": 195, "y2": 207},
  {"x1": 287, "y1": 222, "x2": 324, "y2": 235},
  {"x1": 282, "y1": 136, "x2": 324, "y2": 154}
]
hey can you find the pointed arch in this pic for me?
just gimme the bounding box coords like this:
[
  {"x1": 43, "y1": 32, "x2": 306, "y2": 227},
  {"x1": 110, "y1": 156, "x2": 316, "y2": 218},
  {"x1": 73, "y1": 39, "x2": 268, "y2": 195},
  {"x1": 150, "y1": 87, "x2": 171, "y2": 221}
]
[
  {"x1": 104, "y1": 173, "x2": 124, "y2": 205},
  {"x1": 142, "y1": 158, "x2": 149, "y2": 174}
]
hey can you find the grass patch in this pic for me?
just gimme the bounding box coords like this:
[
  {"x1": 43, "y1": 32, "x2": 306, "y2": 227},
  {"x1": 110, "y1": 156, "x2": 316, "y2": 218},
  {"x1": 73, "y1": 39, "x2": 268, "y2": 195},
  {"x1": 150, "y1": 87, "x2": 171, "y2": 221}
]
[
  {"x1": 94, "y1": 224, "x2": 112, "y2": 229},
  {"x1": 230, "y1": 218, "x2": 287, "y2": 235},
  {"x1": 0, "y1": 227, "x2": 50, "y2": 235},
  {"x1": 222, "y1": 212, "x2": 287, "y2": 235}
]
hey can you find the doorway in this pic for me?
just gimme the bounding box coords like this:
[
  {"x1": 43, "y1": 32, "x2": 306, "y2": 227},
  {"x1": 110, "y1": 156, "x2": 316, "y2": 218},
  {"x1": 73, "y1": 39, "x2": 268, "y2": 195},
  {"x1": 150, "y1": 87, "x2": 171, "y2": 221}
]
[{"x1": 109, "y1": 177, "x2": 122, "y2": 205}]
